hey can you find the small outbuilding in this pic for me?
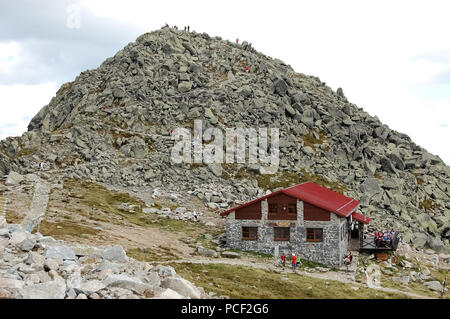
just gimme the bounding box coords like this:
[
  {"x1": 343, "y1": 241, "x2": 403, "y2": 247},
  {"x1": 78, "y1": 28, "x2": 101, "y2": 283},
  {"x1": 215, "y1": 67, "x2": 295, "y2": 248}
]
[{"x1": 220, "y1": 182, "x2": 371, "y2": 267}]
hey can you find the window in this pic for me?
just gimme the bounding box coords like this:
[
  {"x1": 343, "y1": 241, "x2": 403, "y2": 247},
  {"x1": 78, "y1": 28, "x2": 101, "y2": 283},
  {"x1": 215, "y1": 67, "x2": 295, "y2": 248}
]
[
  {"x1": 274, "y1": 227, "x2": 290, "y2": 241},
  {"x1": 242, "y1": 227, "x2": 258, "y2": 240},
  {"x1": 269, "y1": 204, "x2": 277, "y2": 214},
  {"x1": 288, "y1": 203, "x2": 296, "y2": 214},
  {"x1": 306, "y1": 228, "x2": 323, "y2": 242}
]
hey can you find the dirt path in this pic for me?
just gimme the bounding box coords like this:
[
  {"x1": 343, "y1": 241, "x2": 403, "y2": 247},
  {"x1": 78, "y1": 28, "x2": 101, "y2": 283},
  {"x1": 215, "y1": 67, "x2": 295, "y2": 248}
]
[
  {"x1": 20, "y1": 175, "x2": 51, "y2": 232},
  {"x1": 155, "y1": 257, "x2": 433, "y2": 299}
]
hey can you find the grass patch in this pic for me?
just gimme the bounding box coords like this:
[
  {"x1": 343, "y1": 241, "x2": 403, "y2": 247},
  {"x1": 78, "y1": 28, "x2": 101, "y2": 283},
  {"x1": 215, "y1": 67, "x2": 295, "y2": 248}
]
[
  {"x1": 380, "y1": 268, "x2": 449, "y2": 299},
  {"x1": 171, "y1": 263, "x2": 408, "y2": 299},
  {"x1": 224, "y1": 248, "x2": 273, "y2": 260},
  {"x1": 39, "y1": 220, "x2": 99, "y2": 239},
  {"x1": 419, "y1": 199, "x2": 437, "y2": 213},
  {"x1": 127, "y1": 246, "x2": 180, "y2": 262},
  {"x1": 300, "y1": 169, "x2": 347, "y2": 194},
  {"x1": 224, "y1": 166, "x2": 347, "y2": 194},
  {"x1": 196, "y1": 234, "x2": 218, "y2": 250},
  {"x1": 59, "y1": 179, "x2": 221, "y2": 239},
  {"x1": 5, "y1": 209, "x2": 23, "y2": 224},
  {"x1": 16, "y1": 147, "x2": 38, "y2": 158},
  {"x1": 300, "y1": 130, "x2": 328, "y2": 152}
]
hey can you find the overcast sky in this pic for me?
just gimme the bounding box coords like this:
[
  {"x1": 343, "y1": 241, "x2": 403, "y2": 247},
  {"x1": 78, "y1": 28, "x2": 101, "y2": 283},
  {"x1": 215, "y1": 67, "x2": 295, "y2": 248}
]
[{"x1": 1, "y1": 0, "x2": 449, "y2": 164}]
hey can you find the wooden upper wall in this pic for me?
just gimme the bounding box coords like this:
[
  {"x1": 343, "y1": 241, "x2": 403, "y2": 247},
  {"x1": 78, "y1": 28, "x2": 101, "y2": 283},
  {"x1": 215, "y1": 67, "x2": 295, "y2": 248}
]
[
  {"x1": 235, "y1": 201, "x2": 261, "y2": 220},
  {"x1": 303, "y1": 202, "x2": 331, "y2": 221},
  {"x1": 234, "y1": 194, "x2": 332, "y2": 221},
  {"x1": 267, "y1": 193, "x2": 298, "y2": 220}
]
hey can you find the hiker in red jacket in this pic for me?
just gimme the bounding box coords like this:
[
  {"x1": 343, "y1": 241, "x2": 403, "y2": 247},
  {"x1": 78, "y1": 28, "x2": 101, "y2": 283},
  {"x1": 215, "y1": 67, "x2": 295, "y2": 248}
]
[
  {"x1": 292, "y1": 254, "x2": 297, "y2": 272},
  {"x1": 281, "y1": 253, "x2": 286, "y2": 268},
  {"x1": 245, "y1": 66, "x2": 250, "y2": 73}
]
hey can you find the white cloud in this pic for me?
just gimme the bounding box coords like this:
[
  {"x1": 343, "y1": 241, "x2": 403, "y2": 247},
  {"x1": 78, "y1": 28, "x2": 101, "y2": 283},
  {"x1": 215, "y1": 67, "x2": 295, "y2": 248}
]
[{"x1": 0, "y1": 83, "x2": 59, "y2": 140}]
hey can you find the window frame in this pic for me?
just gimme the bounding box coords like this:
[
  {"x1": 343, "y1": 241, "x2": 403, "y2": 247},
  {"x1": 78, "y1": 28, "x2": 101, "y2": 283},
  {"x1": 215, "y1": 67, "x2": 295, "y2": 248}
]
[
  {"x1": 306, "y1": 228, "x2": 323, "y2": 242},
  {"x1": 287, "y1": 203, "x2": 296, "y2": 215},
  {"x1": 274, "y1": 227, "x2": 290, "y2": 241},
  {"x1": 242, "y1": 226, "x2": 258, "y2": 241},
  {"x1": 268, "y1": 203, "x2": 278, "y2": 214}
]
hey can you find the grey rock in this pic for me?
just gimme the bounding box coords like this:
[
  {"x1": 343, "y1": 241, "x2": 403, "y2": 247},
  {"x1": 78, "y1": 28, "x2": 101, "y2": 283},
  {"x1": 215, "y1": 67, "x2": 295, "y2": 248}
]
[
  {"x1": 102, "y1": 245, "x2": 128, "y2": 263},
  {"x1": 5, "y1": 171, "x2": 24, "y2": 186},
  {"x1": 274, "y1": 78, "x2": 289, "y2": 96},
  {"x1": 19, "y1": 281, "x2": 67, "y2": 299},
  {"x1": 196, "y1": 246, "x2": 219, "y2": 258},
  {"x1": 424, "y1": 281, "x2": 443, "y2": 292},
  {"x1": 45, "y1": 245, "x2": 76, "y2": 261},
  {"x1": 221, "y1": 251, "x2": 240, "y2": 258},
  {"x1": 161, "y1": 277, "x2": 201, "y2": 299},
  {"x1": 178, "y1": 81, "x2": 193, "y2": 93},
  {"x1": 80, "y1": 280, "x2": 106, "y2": 294},
  {"x1": 103, "y1": 274, "x2": 151, "y2": 295},
  {"x1": 154, "y1": 265, "x2": 177, "y2": 278},
  {"x1": 18, "y1": 238, "x2": 36, "y2": 252}
]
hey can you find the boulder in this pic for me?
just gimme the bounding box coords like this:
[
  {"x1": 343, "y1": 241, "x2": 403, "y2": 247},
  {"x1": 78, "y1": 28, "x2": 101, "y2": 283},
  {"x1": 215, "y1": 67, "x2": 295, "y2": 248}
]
[
  {"x1": 18, "y1": 238, "x2": 36, "y2": 252},
  {"x1": 221, "y1": 251, "x2": 240, "y2": 258},
  {"x1": 424, "y1": 281, "x2": 443, "y2": 292},
  {"x1": 103, "y1": 274, "x2": 152, "y2": 295},
  {"x1": 427, "y1": 237, "x2": 447, "y2": 254},
  {"x1": 80, "y1": 280, "x2": 106, "y2": 294},
  {"x1": 102, "y1": 245, "x2": 129, "y2": 263},
  {"x1": 178, "y1": 81, "x2": 193, "y2": 93},
  {"x1": 161, "y1": 277, "x2": 201, "y2": 299},
  {"x1": 44, "y1": 258, "x2": 60, "y2": 271},
  {"x1": 154, "y1": 265, "x2": 177, "y2": 278},
  {"x1": 5, "y1": 171, "x2": 24, "y2": 186},
  {"x1": 0, "y1": 276, "x2": 25, "y2": 290},
  {"x1": 19, "y1": 281, "x2": 67, "y2": 299},
  {"x1": 10, "y1": 231, "x2": 28, "y2": 245},
  {"x1": 0, "y1": 228, "x2": 10, "y2": 238},
  {"x1": 196, "y1": 246, "x2": 219, "y2": 258},
  {"x1": 359, "y1": 178, "x2": 381, "y2": 197},
  {"x1": 45, "y1": 245, "x2": 76, "y2": 261},
  {"x1": 156, "y1": 288, "x2": 185, "y2": 299},
  {"x1": 274, "y1": 78, "x2": 288, "y2": 96},
  {"x1": 379, "y1": 157, "x2": 396, "y2": 174}
]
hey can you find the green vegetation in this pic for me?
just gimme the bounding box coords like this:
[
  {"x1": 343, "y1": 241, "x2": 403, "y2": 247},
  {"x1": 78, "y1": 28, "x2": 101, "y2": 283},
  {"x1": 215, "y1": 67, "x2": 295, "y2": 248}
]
[
  {"x1": 16, "y1": 147, "x2": 38, "y2": 158},
  {"x1": 221, "y1": 165, "x2": 347, "y2": 194},
  {"x1": 61, "y1": 179, "x2": 218, "y2": 235},
  {"x1": 224, "y1": 248, "x2": 273, "y2": 261},
  {"x1": 39, "y1": 220, "x2": 99, "y2": 238},
  {"x1": 300, "y1": 130, "x2": 328, "y2": 152},
  {"x1": 127, "y1": 246, "x2": 180, "y2": 262},
  {"x1": 5, "y1": 209, "x2": 23, "y2": 224},
  {"x1": 380, "y1": 267, "x2": 449, "y2": 299},
  {"x1": 171, "y1": 263, "x2": 408, "y2": 299},
  {"x1": 300, "y1": 169, "x2": 347, "y2": 194},
  {"x1": 356, "y1": 255, "x2": 449, "y2": 299},
  {"x1": 374, "y1": 172, "x2": 382, "y2": 179},
  {"x1": 419, "y1": 199, "x2": 437, "y2": 212}
]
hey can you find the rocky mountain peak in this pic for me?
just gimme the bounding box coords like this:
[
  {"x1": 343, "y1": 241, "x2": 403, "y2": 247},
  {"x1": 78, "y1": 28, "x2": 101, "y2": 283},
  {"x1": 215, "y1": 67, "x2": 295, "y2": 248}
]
[{"x1": 0, "y1": 26, "x2": 449, "y2": 253}]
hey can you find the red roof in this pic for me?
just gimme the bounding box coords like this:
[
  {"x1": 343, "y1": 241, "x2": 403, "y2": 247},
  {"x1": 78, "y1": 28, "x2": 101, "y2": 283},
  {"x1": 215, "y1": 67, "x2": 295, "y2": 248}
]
[
  {"x1": 351, "y1": 212, "x2": 371, "y2": 224},
  {"x1": 220, "y1": 181, "x2": 362, "y2": 219}
]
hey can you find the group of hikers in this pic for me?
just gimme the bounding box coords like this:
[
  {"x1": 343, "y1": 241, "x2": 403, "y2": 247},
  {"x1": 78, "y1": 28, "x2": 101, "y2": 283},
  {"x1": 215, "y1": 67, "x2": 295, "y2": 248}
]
[
  {"x1": 280, "y1": 251, "x2": 354, "y2": 272},
  {"x1": 280, "y1": 253, "x2": 301, "y2": 272},
  {"x1": 165, "y1": 24, "x2": 191, "y2": 32},
  {"x1": 374, "y1": 229, "x2": 396, "y2": 247}
]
